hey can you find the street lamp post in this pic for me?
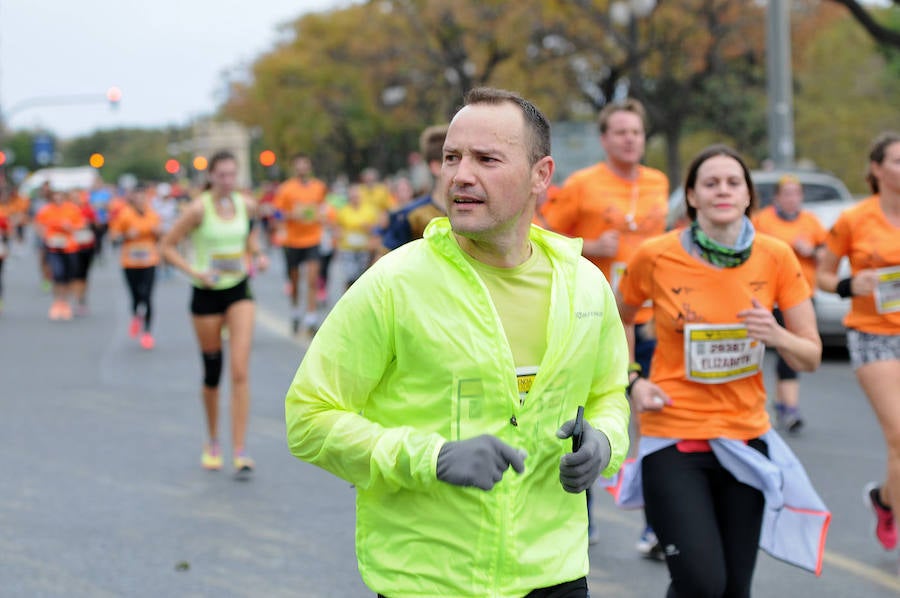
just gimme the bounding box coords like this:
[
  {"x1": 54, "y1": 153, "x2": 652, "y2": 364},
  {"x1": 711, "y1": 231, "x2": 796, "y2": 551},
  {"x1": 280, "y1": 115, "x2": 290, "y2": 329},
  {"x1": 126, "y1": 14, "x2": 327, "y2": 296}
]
[
  {"x1": 0, "y1": 87, "x2": 122, "y2": 169},
  {"x1": 766, "y1": 0, "x2": 795, "y2": 169},
  {"x1": 609, "y1": 0, "x2": 657, "y2": 97},
  {"x1": 1, "y1": 87, "x2": 122, "y2": 127}
]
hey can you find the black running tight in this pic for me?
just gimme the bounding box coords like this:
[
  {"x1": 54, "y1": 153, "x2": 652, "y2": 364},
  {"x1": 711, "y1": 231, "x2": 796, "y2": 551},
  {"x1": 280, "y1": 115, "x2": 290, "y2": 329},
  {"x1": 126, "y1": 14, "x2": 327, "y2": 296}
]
[
  {"x1": 123, "y1": 267, "x2": 156, "y2": 331},
  {"x1": 642, "y1": 440, "x2": 768, "y2": 598}
]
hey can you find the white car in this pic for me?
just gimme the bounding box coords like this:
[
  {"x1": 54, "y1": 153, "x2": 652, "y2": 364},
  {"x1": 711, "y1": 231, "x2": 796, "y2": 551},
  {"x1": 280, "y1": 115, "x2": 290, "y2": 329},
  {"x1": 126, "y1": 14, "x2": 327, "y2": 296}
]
[{"x1": 667, "y1": 170, "x2": 855, "y2": 348}]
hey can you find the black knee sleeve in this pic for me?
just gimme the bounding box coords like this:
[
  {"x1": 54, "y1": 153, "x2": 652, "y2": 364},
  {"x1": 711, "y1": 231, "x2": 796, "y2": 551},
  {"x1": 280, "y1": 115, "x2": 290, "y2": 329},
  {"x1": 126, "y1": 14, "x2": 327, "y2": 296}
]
[{"x1": 202, "y1": 351, "x2": 223, "y2": 388}]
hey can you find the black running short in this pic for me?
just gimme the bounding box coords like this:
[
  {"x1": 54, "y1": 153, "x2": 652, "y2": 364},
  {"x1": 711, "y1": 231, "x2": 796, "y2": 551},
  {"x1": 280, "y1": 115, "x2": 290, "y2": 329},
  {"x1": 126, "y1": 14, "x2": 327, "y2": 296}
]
[
  {"x1": 190, "y1": 278, "x2": 253, "y2": 316},
  {"x1": 283, "y1": 245, "x2": 320, "y2": 276}
]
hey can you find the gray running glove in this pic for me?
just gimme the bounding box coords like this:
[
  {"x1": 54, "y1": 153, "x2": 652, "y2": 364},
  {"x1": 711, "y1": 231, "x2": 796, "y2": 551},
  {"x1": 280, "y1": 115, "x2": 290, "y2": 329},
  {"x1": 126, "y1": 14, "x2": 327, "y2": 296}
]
[
  {"x1": 557, "y1": 419, "x2": 611, "y2": 493},
  {"x1": 436, "y1": 435, "x2": 527, "y2": 491}
]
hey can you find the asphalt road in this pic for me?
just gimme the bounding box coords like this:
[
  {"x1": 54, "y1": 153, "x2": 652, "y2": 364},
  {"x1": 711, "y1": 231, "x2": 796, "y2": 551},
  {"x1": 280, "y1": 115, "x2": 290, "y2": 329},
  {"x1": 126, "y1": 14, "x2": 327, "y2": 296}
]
[{"x1": 2, "y1": 241, "x2": 899, "y2": 597}]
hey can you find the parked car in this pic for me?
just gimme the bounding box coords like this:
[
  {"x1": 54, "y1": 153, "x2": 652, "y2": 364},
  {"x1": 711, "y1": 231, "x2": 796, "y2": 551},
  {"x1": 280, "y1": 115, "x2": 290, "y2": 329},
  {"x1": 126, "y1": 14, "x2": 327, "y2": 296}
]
[{"x1": 666, "y1": 169, "x2": 855, "y2": 348}]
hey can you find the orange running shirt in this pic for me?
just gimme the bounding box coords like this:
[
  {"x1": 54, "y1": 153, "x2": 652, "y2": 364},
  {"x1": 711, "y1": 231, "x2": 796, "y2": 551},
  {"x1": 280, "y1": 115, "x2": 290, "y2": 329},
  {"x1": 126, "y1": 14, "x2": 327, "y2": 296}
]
[
  {"x1": 108, "y1": 196, "x2": 128, "y2": 225},
  {"x1": 825, "y1": 195, "x2": 900, "y2": 334},
  {"x1": 35, "y1": 202, "x2": 86, "y2": 253},
  {"x1": 620, "y1": 231, "x2": 811, "y2": 440},
  {"x1": 541, "y1": 163, "x2": 668, "y2": 323},
  {"x1": 274, "y1": 178, "x2": 328, "y2": 249},
  {"x1": 110, "y1": 205, "x2": 161, "y2": 268},
  {"x1": 752, "y1": 206, "x2": 826, "y2": 290},
  {"x1": 6, "y1": 193, "x2": 30, "y2": 224}
]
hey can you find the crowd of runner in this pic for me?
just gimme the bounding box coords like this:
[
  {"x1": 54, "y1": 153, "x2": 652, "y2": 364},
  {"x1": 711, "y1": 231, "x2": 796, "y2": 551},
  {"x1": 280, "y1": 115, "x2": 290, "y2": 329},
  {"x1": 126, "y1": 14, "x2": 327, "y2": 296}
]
[{"x1": 2, "y1": 99, "x2": 899, "y2": 596}]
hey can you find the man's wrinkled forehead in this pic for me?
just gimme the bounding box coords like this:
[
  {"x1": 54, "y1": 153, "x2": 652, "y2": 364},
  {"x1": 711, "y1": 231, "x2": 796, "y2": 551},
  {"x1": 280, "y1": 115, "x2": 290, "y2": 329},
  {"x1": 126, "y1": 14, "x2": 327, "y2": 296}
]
[{"x1": 446, "y1": 104, "x2": 524, "y2": 150}]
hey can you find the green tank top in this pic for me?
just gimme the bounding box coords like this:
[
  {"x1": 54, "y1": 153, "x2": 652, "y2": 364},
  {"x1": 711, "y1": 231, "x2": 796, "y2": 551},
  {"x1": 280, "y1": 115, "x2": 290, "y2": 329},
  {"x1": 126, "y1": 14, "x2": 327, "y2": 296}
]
[{"x1": 191, "y1": 192, "x2": 249, "y2": 290}]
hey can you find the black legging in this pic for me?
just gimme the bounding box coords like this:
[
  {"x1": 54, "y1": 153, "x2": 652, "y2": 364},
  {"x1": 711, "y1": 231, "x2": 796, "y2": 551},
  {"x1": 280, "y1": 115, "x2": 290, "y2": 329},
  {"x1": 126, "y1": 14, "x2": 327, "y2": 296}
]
[
  {"x1": 123, "y1": 267, "x2": 156, "y2": 331},
  {"x1": 0, "y1": 257, "x2": 4, "y2": 298},
  {"x1": 642, "y1": 440, "x2": 768, "y2": 598}
]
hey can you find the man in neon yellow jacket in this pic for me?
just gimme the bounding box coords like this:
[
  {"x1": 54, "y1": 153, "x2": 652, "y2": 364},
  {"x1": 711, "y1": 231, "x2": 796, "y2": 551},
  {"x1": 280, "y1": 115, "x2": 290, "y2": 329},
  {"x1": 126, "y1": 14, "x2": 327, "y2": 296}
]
[{"x1": 285, "y1": 87, "x2": 631, "y2": 598}]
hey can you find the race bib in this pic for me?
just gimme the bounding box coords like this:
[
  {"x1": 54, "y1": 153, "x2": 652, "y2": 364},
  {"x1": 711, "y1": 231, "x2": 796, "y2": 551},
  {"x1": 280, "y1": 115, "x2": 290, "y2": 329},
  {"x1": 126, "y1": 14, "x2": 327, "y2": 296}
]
[
  {"x1": 684, "y1": 323, "x2": 765, "y2": 384},
  {"x1": 292, "y1": 204, "x2": 317, "y2": 222},
  {"x1": 210, "y1": 252, "x2": 246, "y2": 275},
  {"x1": 345, "y1": 232, "x2": 369, "y2": 249},
  {"x1": 127, "y1": 242, "x2": 154, "y2": 264},
  {"x1": 515, "y1": 366, "x2": 538, "y2": 406},
  {"x1": 46, "y1": 234, "x2": 68, "y2": 249},
  {"x1": 74, "y1": 229, "x2": 95, "y2": 244},
  {"x1": 874, "y1": 266, "x2": 900, "y2": 314}
]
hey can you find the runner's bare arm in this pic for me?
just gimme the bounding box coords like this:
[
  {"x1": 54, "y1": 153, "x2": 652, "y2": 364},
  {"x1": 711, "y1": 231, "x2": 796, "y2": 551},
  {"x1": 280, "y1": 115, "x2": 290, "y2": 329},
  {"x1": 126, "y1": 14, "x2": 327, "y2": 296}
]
[
  {"x1": 242, "y1": 197, "x2": 269, "y2": 272},
  {"x1": 740, "y1": 298, "x2": 821, "y2": 373},
  {"x1": 160, "y1": 199, "x2": 205, "y2": 279}
]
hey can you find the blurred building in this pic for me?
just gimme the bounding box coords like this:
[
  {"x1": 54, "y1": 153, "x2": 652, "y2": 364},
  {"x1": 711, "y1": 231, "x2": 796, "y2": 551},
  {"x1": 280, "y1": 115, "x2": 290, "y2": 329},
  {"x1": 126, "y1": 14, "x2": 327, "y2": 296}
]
[{"x1": 168, "y1": 120, "x2": 252, "y2": 189}]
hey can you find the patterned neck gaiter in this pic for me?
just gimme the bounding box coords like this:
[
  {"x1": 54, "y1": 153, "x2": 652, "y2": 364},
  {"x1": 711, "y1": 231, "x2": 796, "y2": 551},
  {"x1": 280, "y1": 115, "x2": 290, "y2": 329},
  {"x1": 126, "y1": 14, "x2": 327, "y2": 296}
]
[{"x1": 690, "y1": 217, "x2": 754, "y2": 268}]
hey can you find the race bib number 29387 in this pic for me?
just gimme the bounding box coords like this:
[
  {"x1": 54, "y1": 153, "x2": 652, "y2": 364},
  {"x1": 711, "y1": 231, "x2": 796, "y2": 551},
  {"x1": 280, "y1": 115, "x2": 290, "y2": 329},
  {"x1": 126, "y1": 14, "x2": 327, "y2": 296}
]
[{"x1": 683, "y1": 323, "x2": 765, "y2": 384}]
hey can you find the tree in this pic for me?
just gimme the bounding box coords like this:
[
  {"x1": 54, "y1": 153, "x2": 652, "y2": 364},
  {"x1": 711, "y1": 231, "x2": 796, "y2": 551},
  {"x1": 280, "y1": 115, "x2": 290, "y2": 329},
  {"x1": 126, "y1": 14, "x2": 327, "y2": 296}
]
[
  {"x1": 533, "y1": 0, "x2": 772, "y2": 184},
  {"x1": 219, "y1": 0, "x2": 850, "y2": 188},
  {"x1": 223, "y1": 0, "x2": 571, "y2": 179},
  {"x1": 826, "y1": 0, "x2": 900, "y2": 49},
  {"x1": 793, "y1": 6, "x2": 900, "y2": 193},
  {"x1": 62, "y1": 128, "x2": 176, "y2": 182},
  {"x1": 1, "y1": 130, "x2": 52, "y2": 171}
]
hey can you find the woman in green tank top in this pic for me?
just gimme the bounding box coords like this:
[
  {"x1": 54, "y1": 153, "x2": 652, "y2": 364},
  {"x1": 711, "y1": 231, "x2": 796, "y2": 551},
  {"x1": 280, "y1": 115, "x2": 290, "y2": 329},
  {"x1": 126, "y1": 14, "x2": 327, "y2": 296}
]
[{"x1": 161, "y1": 150, "x2": 269, "y2": 478}]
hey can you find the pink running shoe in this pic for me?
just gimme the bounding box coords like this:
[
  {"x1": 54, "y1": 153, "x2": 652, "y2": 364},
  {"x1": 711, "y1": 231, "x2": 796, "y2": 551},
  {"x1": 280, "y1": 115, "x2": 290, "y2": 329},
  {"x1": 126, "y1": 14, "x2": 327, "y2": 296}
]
[
  {"x1": 865, "y1": 482, "x2": 897, "y2": 550},
  {"x1": 58, "y1": 302, "x2": 73, "y2": 321},
  {"x1": 139, "y1": 332, "x2": 155, "y2": 350},
  {"x1": 48, "y1": 301, "x2": 62, "y2": 321},
  {"x1": 129, "y1": 315, "x2": 141, "y2": 338}
]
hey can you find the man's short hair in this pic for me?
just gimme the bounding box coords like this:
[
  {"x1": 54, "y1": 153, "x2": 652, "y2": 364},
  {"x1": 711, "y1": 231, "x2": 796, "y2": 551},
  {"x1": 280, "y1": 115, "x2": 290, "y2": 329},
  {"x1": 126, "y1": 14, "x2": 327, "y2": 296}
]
[
  {"x1": 460, "y1": 87, "x2": 551, "y2": 165},
  {"x1": 419, "y1": 125, "x2": 449, "y2": 164},
  {"x1": 597, "y1": 98, "x2": 647, "y2": 134},
  {"x1": 776, "y1": 174, "x2": 801, "y2": 191}
]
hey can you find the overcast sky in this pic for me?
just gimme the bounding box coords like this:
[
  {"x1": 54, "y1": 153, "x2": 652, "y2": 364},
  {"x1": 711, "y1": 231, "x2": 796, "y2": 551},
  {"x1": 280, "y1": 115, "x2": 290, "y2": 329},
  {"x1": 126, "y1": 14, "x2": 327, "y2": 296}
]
[{"x1": 0, "y1": 0, "x2": 347, "y2": 139}]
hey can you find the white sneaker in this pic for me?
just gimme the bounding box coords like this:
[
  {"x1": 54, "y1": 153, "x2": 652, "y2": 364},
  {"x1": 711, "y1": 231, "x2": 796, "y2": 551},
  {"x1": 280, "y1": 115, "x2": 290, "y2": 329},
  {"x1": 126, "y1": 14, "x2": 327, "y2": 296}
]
[
  {"x1": 303, "y1": 312, "x2": 319, "y2": 334},
  {"x1": 636, "y1": 526, "x2": 665, "y2": 561}
]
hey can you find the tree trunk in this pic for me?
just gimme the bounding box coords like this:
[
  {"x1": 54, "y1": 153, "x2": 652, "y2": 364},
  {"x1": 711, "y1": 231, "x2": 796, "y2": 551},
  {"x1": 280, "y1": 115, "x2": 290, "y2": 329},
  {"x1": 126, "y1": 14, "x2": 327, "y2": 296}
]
[{"x1": 664, "y1": 126, "x2": 682, "y2": 192}]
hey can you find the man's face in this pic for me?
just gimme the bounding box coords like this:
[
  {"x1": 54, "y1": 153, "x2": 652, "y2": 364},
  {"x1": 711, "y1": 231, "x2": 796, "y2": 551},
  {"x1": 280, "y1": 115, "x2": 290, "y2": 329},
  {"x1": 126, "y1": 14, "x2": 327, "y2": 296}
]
[
  {"x1": 293, "y1": 157, "x2": 312, "y2": 178},
  {"x1": 600, "y1": 110, "x2": 645, "y2": 167},
  {"x1": 441, "y1": 102, "x2": 551, "y2": 243},
  {"x1": 361, "y1": 169, "x2": 377, "y2": 185},
  {"x1": 774, "y1": 181, "x2": 803, "y2": 214}
]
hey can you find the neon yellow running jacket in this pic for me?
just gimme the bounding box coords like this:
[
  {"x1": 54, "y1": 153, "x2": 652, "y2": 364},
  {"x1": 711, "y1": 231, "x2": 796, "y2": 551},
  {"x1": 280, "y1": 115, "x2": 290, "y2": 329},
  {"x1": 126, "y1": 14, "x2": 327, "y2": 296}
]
[{"x1": 285, "y1": 218, "x2": 630, "y2": 597}]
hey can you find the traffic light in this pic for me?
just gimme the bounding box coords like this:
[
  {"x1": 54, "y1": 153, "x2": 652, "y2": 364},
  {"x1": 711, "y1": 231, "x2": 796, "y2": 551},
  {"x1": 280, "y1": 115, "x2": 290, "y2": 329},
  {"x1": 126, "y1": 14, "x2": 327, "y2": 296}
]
[
  {"x1": 165, "y1": 159, "x2": 180, "y2": 175},
  {"x1": 259, "y1": 150, "x2": 276, "y2": 167},
  {"x1": 193, "y1": 156, "x2": 208, "y2": 171},
  {"x1": 89, "y1": 153, "x2": 105, "y2": 168},
  {"x1": 0, "y1": 151, "x2": 6, "y2": 166}
]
